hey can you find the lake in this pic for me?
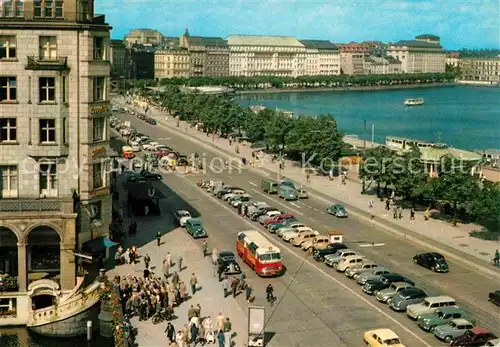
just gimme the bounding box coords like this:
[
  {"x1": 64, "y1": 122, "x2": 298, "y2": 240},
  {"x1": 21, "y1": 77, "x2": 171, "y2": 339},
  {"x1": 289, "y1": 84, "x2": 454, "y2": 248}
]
[{"x1": 236, "y1": 85, "x2": 500, "y2": 151}]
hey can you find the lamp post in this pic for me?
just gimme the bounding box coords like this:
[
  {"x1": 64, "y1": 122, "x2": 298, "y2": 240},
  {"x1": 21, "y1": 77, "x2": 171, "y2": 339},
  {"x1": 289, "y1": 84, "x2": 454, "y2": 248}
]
[{"x1": 362, "y1": 120, "x2": 367, "y2": 194}]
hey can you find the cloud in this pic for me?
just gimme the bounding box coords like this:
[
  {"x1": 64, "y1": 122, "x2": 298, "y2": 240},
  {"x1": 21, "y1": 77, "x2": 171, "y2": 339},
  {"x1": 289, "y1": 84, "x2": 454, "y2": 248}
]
[{"x1": 96, "y1": 0, "x2": 500, "y2": 49}]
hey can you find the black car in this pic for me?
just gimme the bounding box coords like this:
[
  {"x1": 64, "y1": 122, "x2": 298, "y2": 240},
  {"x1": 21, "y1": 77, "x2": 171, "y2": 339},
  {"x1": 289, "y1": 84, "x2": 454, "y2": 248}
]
[
  {"x1": 215, "y1": 187, "x2": 241, "y2": 199},
  {"x1": 489, "y1": 290, "x2": 500, "y2": 306},
  {"x1": 450, "y1": 327, "x2": 497, "y2": 346},
  {"x1": 140, "y1": 170, "x2": 162, "y2": 180},
  {"x1": 250, "y1": 206, "x2": 278, "y2": 221},
  {"x1": 217, "y1": 251, "x2": 241, "y2": 277},
  {"x1": 362, "y1": 273, "x2": 415, "y2": 295},
  {"x1": 413, "y1": 252, "x2": 449, "y2": 272},
  {"x1": 312, "y1": 243, "x2": 348, "y2": 261}
]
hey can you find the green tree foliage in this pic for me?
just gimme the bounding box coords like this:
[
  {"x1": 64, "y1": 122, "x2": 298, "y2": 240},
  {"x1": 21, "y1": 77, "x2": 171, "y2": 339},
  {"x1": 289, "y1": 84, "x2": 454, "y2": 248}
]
[
  {"x1": 468, "y1": 181, "x2": 500, "y2": 232},
  {"x1": 359, "y1": 146, "x2": 395, "y2": 197}
]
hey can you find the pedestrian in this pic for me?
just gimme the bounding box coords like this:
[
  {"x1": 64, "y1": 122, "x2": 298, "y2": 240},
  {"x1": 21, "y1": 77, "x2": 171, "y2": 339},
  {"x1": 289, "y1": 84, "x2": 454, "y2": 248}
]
[
  {"x1": 230, "y1": 277, "x2": 238, "y2": 298},
  {"x1": 410, "y1": 207, "x2": 415, "y2": 221},
  {"x1": 494, "y1": 249, "x2": 500, "y2": 267},
  {"x1": 163, "y1": 259, "x2": 170, "y2": 279},
  {"x1": 178, "y1": 255, "x2": 183, "y2": 272},
  {"x1": 172, "y1": 271, "x2": 180, "y2": 287},
  {"x1": 156, "y1": 231, "x2": 162, "y2": 246},
  {"x1": 176, "y1": 330, "x2": 185, "y2": 347},
  {"x1": 393, "y1": 206, "x2": 398, "y2": 219},
  {"x1": 222, "y1": 277, "x2": 228, "y2": 297},
  {"x1": 245, "y1": 282, "x2": 253, "y2": 303},
  {"x1": 398, "y1": 206, "x2": 403, "y2": 219},
  {"x1": 306, "y1": 172, "x2": 310, "y2": 183},
  {"x1": 179, "y1": 281, "x2": 187, "y2": 301},
  {"x1": 190, "y1": 322, "x2": 198, "y2": 345},
  {"x1": 165, "y1": 322, "x2": 176, "y2": 342},
  {"x1": 217, "y1": 329, "x2": 225, "y2": 347},
  {"x1": 144, "y1": 253, "x2": 151, "y2": 269},
  {"x1": 202, "y1": 240, "x2": 208, "y2": 257},
  {"x1": 203, "y1": 316, "x2": 214, "y2": 342},
  {"x1": 424, "y1": 207, "x2": 431, "y2": 221},
  {"x1": 98, "y1": 254, "x2": 104, "y2": 270},
  {"x1": 190, "y1": 273, "x2": 198, "y2": 295},
  {"x1": 216, "y1": 312, "x2": 225, "y2": 330},
  {"x1": 194, "y1": 303, "x2": 201, "y2": 318},
  {"x1": 166, "y1": 252, "x2": 172, "y2": 267},
  {"x1": 223, "y1": 317, "x2": 232, "y2": 346},
  {"x1": 188, "y1": 305, "x2": 196, "y2": 321},
  {"x1": 212, "y1": 248, "x2": 219, "y2": 266}
]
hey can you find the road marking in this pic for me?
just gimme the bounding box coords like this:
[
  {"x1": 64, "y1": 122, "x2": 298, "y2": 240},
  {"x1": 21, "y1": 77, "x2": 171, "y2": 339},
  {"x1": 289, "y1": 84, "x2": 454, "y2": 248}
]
[
  {"x1": 249, "y1": 181, "x2": 257, "y2": 187},
  {"x1": 250, "y1": 188, "x2": 303, "y2": 216},
  {"x1": 313, "y1": 208, "x2": 319, "y2": 212},
  {"x1": 177, "y1": 174, "x2": 432, "y2": 347},
  {"x1": 290, "y1": 202, "x2": 301, "y2": 208},
  {"x1": 307, "y1": 205, "x2": 313, "y2": 208},
  {"x1": 359, "y1": 243, "x2": 386, "y2": 248},
  {"x1": 320, "y1": 212, "x2": 325, "y2": 215}
]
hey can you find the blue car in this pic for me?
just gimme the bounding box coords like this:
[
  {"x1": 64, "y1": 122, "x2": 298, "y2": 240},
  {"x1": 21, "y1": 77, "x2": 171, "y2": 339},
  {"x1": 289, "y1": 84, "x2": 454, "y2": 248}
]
[{"x1": 327, "y1": 204, "x2": 348, "y2": 218}]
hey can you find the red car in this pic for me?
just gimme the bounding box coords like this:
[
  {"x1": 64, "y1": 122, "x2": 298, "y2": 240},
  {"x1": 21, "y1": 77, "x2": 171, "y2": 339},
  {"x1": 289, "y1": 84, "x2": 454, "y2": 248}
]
[
  {"x1": 450, "y1": 327, "x2": 497, "y2": 346},
  {"x1": 263, "y1": 213, "x2": 295, "y2": 227}
]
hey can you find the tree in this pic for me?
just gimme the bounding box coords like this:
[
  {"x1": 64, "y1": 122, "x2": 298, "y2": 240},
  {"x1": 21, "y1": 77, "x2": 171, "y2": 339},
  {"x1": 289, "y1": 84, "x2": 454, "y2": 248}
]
[
  {"x1": 468, "y1": 181, "x2": 500, "y2": 232},
  {"x1": 265, "y1": 113, "x2": 292, "y2": 153},
  {"x1": 359, "y1": 146, "x2": 396, "y2": 197},
  {"x1": 244, "y1": 109, "x2": 274, "y2": 143},
  {"x1": 392, "y1": 147, "x2": 428, "y2": 201}
]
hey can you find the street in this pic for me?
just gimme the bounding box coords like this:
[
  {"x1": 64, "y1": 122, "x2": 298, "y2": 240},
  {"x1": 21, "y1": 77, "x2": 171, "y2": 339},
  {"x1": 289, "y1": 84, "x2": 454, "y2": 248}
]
[{"x1": 111, "y1": 109, "x2": 500, "y2": 346}]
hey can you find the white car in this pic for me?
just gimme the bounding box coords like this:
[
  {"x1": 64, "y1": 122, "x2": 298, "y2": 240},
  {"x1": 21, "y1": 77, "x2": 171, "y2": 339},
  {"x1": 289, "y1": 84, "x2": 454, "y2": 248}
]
[
  {"x1": 173, "y1": 210, "x2": 192, "y2": 227},
  {"x1": 222, "y1": 190, "x2": 246, "y2": 201},
  {"x1": 282, "y1": 227, "x2": 315, "y2": 242},
  {"x1": 230, "y1": 194, "x2": 252, "y2": 207},
  {"x1": 155, "y1": 144, "x2": 172, "y2": 151},
  {"x1": 247, "y1": 201, "x2": 269, "y2": 216},
  {"x1": 131, "y1": 144, "x2": 141, "y2": 152},
  {"x1": 258, "y1": 210, "x2": 281, "y2": 224},
  {"x1": 276, "y1": 222, "x2": 307, "y2": 237},
  {"x1": 142, "y1": 141, "x2": 158, "y2": 150}
]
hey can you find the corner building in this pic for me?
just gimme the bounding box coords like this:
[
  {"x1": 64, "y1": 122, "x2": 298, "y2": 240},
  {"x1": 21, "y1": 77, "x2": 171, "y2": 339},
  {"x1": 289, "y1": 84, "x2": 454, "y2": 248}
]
[{"x1": 0, "y1": 0, "x2": 113, "y2": 293}]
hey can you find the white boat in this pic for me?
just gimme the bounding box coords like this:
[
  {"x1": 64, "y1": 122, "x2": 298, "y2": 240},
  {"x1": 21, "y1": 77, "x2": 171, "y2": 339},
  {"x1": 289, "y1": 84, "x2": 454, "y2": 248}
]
[{"x1": 404, "y1": 98, "x2": 424, "y2": 106}]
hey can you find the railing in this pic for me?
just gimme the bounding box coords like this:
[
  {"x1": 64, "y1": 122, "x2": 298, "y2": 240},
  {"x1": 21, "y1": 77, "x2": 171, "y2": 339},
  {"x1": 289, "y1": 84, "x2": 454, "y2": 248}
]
[
  {"x1": 28, "y1": 281, "x2": 101, "y2": 325},
  {"x1": 0, "y1": 277, "x2": 19, "y2": 293},
  {"x1": 26, "y1": 56, "x2": 68, "y2": 71},
  {"x1": 0, "y1": 12, "x2": 108, "y2": 25},
  {"x1": 0, "y1": 199, "x2": 61, "y2": 212}
]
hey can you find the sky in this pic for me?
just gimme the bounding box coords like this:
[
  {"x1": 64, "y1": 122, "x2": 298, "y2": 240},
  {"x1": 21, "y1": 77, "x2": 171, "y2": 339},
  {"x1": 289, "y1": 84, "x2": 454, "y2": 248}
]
[{"x1": 95, "y1": 0, "x2": 500, "y2": 49}]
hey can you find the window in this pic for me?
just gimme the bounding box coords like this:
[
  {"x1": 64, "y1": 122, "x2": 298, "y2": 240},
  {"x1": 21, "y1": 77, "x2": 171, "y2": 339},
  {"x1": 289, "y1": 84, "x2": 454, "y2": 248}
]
[
  {"x1": 0, "y1": 77, "x2": 17, "y2": 102},
  {"x1": 92, "y1": 77, "x2": 105, "y2": 101},
  {"x1": 39, "y1": 119, "x2": 56, "y2": 143},
  {"x1": 15, "y1": 0, "x2": 23, "y2": 17},
  {"x1": 0, "y1": 166, "x2": 18, "y2": 198},
  {"x1": 34, "y1": 0, "x2": 42, "y2": 17},
  {"x1": 93, "y1": 37, "x2": 105, "y2": 60},
  {"x1": 3, "y1": 0, "x2": 13, "y2": 17},
  {"x1": 55, "y1": 0, "x2": 63, "y2": 18},
  {"x1": 0, "y1": 36, "x2": 16, "y2": 59},
  {"x1": 39, "y1": 163, "x2": 57, "y2": 197},
  {"x1": 0, "y1": 118, "x2": 17, "y2": 142},
  {"x1": 89, "y1": 201, "x2": 102, "y2": 220},
  {"x1": 62, "y1": 118, "x2": 67, "y2": 143},
  {"x1": 39, "y1": 77, "x2": 56, "y2": 102},
  {"x1": 39, "y1": 36, "x2": 57, "y2": 60},
  {"x1": 92, "y1": 163, "x2": 104, "y2": 189},
  {"x1": 34, "y1": 0, "x2": 63, "y2": 18},
  {"x1": 92, "y1": 117, "x2": 105, "y2": 142},
  {"x1": 62, "y1": 76, "x2": 67, "y2": 102}
]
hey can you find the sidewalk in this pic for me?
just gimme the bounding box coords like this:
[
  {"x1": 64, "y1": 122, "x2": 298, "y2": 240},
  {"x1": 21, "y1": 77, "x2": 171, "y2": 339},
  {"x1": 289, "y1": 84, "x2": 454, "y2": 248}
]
[{"x1": 114, "y1": 96, "x2": 499, "y2": 266}]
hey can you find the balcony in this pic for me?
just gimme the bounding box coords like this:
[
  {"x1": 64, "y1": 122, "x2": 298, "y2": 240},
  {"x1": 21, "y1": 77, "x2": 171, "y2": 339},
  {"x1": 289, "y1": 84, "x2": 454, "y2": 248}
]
[
  {"x1": 26, "y1": 56, "x2": 69, "y2": 71},
  {"x1": 0, "y1": 199, "x2": 63, "y2": 213}
]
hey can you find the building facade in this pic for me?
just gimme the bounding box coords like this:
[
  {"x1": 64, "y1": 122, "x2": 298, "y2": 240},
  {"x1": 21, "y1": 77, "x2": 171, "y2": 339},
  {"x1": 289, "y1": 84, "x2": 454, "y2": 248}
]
[
  {"x1": 179, "y1": 30, "x2": 229, "y2": 77},
  {"x1": 227, "y1": 35, "x2": 307, "y2": 77},
  {"x1": 129, "y1": 44, "x2": 155, "y2": 79},
  {"x1": 337, "y1": 43, "x2": 370, "y2": 75},
  {"x1": 299, "y1": 40, "x2": 340, "y2": 76},
  {"x1": 109, "y1": 39, "x2": 128, "y2": 78},
  {"x1": 364, "y1": 55, "x2": 402, "y2": 74},
  {"x1": 459, "y1": 57, "x2": 500, "y2": 82},
  {"x1": 124, "y1": 28, "x2": 163, "y2": 47},
  {"x1": 0, "y1": 0, "x2": 113, "y2": 295},
  {"x1": 446, "y1": 52, "x2": 460, "y2": 67},
  {"x1": 386, "y1": 34, "x2": 446, "y2": 73},
  {"x1": 154, "y1": 49, "x2": 190, "y2": 79}
]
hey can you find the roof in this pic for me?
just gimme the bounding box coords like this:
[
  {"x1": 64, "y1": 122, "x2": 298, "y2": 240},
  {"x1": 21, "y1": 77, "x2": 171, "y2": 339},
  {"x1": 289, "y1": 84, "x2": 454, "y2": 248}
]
[
  {"x1": 127, "y1": 181, "x2": 167, "y2": 199},
  {"x1": 299, "y1": 40, "x2": 338, "y2": 50},
  {"x1": 370, "y1": 329, "x2": 399, "y2": 340},
  {"x1": 187, "y1": 36, "x2": 227, "y2": 46},
  {"x1": 391, "y1": 40, "x2": 443, "y2": 49},
  {"x1": 227, "y1": 35, "x2": 304, "y2": 47},
  {"x1": 82, "y1": 237, "x2": 119, "y2": 253},
  {"x1": 419, "y1": 146, "x2": 482, "y2": 162},
  {"x1": 416, "y1": 34, "x2": 440, "y2": 40},
  {"x1": 238, "y1": 230, "x2": 280, "y2": 254},
  {"x1": 451, "y1": 318, "x2": 473, "y2": 325}
]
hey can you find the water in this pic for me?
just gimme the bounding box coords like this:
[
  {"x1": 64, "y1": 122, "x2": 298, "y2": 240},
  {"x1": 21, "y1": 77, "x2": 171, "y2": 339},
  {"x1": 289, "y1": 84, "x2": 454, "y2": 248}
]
[
  {"x1": 0, "y1": 327, "x2": 113, "y2": 347},
  {"x1": 236, "y1": 86, "x2": 500, "y2": 150}
]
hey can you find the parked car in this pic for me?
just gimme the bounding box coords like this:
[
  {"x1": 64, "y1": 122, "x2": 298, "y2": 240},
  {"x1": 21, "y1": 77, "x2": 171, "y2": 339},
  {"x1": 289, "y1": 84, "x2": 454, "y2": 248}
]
[
  {"x1": 326, "y1": 203, "x2": 348, "y2": 217},
  {"x1": 185, "y1": 219, "x2": 208, "y2": 238},
  {"x1": 172, "y1": 210, "x2": 192, "y2": 227},
  {"x1": 268, "y1": 219, "x2": 301, "y2": 233},
  {"x1": 301, "y1": 235, "x2": 330, "y2": 252},
  {"x1": 488, "y1": 290, "x2": 500, "y2": 306},
  {"x1": 413, "y1": 252, "x2": 449, "y2": 272},
  {"x1": 418, "y1": 307, "x2": 477, "y2": 333},
  {"x1": 362, "y1": 274, "x2": 414, "y2": 295},
  {"x1": 293, "y1": 231, "x2": 319, "y2": 247},
  {"x1": 480, "y1": 338, "x2": 500, "y2": 347},
  {"x1": 345, "y1": 261, "x2": 379, "y2": 279},
  {"x1": 140, "y1": 170, "x2": 162, "y2": 180},
  {"x1": 434, "y1": 319, "x2": 475, "y2": 343},
  {"x1": 282, "y1": 227, "x2": 316, "y2": 242},
  {"x1": 388, "y1": 287, "x2": 427, "y2": 311},
  {"x1": 312, "y1": 243, "x2": 348, "y2": 258},
  {"x1": 276, "y1": 223, "x2": 307, "y2": 237},
  {"x1": 252, "y1": 207, "x2": 280, "y2": 221},
  {"x1": 406, "y1": 296, "x2": 458, "y2": 320},
  {"x1": 376, "y1": 282, "x2": 414, "y2": 303},
  {"x1": 334, "y1": 255, "x2": 367, "y2": 272},
  {"x1": 229, "y1": 194, "x2": 252, "y2": 207},
  {"x1": 356, "y1": 267, "x2": 392, "y2": 285},
  {"x1": 263, "y1": 213, "x2": 295, "y2": 227},
  {"x1": 246, "y1": 202, "x2": 270, "y2": 217},
  {"x1": 450, "y1": 327, "x2": 497, "y2": 346},
  {"x1": 215, "y1": 187, "x2": 242, "y2": 198},
  {"x1": 222, "y1": 190, "x2": 246, "y2": 201},
  {"x1": 124, "y1": 173, "x2": 146, "y2": 185},
  {"x1": 363, "y1": 328, "x2": 405, "y2": 347},
  {"x1": 313, "y1": 246, "x2": 347, "y2": 262},
  {"x1": 217, "y1": 251, "x2": 241, "y2": 275},
  {"x1": 324, "y1": 250, "x2": 359, "y2": 267},
  {"x1": 143, "y1": 141, "x2": 160, "y2": 151},
  {"x1": 257, "y1": 210, "x2": 282, "y2": 224}
]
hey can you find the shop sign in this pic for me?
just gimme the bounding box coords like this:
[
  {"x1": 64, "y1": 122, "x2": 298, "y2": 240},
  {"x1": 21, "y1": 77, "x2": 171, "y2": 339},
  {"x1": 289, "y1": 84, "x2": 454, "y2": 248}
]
[
  {"x1": 92, "y1": 146, "x2": 107, "y2": 160},
  {"x1": 90, "y1": 105, "x2": 110, "y2": 115}
]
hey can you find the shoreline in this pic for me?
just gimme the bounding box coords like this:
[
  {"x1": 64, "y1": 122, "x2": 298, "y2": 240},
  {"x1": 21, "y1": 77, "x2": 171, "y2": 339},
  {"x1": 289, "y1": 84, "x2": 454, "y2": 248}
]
[{"x1": 235, "y1": 82, "x2": 456, "y2": 95}]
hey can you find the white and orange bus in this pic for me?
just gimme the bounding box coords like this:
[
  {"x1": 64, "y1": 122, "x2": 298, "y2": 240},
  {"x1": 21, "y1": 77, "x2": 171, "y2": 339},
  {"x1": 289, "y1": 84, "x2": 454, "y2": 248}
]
[{"x1": 236, "y1": 230, "x2": 283, "y2": 276}]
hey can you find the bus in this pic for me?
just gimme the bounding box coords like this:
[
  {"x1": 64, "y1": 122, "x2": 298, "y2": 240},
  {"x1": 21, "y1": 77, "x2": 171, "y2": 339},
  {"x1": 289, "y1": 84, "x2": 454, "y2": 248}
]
[{"x1": 236, "y1": 230, "x2": 283, "y2": 276}]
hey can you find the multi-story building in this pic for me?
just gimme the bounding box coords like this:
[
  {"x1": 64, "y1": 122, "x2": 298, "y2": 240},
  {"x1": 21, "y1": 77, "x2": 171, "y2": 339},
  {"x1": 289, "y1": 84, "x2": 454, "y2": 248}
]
[
  {"x1": 0, "y1": 0, "x2": 113, "y2": 298},
  {"x1": 459, "y1": 57, "x2": 500, "y2": 82},
  {"x1": 227, "y1": 35, "x2": 307, "y2": 77},
  {"x1": 179, "y1": 30, "x2": 229, "y2": 77},
  {"x1": 110, "y1": 39, "x2": 129, "y2": 78},
  {"x1": 154, "y1": 48, "x2": 190, "y2": 79},
  {"x1": 299, "y1": 40, "x2": 340, "y2": 76},
  {"x1": 364, "y1": 56, "x2": 402, "y2": 74},
  {"x1": 337, "y1": 43, "x2": 370, "y2": 75},
  {"x1": 446, "y1": 52, "x2": 460, "y2": 67},
  {"x1": 129, "y1": 44, "x2": 155, "y2": 79},
  {"x1": 124, "y1": 28, "x2": 163, "y2": 47},
  {"x1": 386, "y1": 34, "x2": 446, "y2": 73}
]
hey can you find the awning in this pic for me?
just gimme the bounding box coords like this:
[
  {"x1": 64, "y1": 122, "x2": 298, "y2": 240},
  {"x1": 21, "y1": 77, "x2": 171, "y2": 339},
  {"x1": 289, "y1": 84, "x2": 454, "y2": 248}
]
[
  {"x1": 128, "y1": 181, "x2": 167, "y2": 200},
  {"x1": 82, "y1": 237, "x2": 119, "y2": 253}
]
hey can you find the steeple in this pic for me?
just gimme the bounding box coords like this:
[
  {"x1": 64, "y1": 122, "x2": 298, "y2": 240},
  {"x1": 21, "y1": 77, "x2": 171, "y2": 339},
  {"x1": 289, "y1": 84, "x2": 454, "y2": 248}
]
[{"x1": 184, "y1": 28, "x2": 190, "y2": 37}]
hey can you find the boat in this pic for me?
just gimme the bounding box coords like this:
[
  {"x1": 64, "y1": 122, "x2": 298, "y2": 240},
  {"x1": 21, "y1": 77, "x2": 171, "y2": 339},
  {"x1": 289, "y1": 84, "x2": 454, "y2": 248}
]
[{"x1": 404, "y1": 98, "x2": 424, "y2": 106}]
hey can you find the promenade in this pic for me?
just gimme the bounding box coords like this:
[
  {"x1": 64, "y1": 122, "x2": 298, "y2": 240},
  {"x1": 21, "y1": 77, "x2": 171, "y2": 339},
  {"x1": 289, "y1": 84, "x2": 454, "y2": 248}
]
[{"x1": 116, "y1": 96, "x2": 499, "y2": 268}]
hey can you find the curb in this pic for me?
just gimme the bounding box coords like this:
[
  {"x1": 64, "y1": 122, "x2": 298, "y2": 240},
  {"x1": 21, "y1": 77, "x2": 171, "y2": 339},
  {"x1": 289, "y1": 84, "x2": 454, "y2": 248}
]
[{"x1": 116, "y1": 101, "x2": 500, "y2": 280}]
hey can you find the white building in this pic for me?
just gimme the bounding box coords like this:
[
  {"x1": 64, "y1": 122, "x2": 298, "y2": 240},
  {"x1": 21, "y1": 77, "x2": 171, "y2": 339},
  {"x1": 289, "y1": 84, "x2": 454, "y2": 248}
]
[
  {"x1": 459, "y1": 57, "x2": 500, "y2": 82},
  {"x1": 299, "y1": 40, "x2": 340, "y2": 76},
  {"x1": 364, "y1": 56, "x2": 402, "y2": 74},
  {"x1": 387, "y1": 34, "x2": 446, "y2": 73}
]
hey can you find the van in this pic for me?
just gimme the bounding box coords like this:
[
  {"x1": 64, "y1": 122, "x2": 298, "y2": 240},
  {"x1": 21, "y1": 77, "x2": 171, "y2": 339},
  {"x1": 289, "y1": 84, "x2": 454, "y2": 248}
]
[
  {"x1": 261, "y1": 180, "x2": 279, "y2": 194},
  {"x1": 278, "y1": 185, "x2": 297, "y2": 200},
  {"x1": 406, "y1": 296, "x2": 457, "y2": 320}
]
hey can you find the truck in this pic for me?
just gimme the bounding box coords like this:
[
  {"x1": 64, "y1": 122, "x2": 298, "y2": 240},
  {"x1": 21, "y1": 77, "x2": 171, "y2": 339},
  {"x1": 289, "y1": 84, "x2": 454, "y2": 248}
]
[{"x1": 261, "y1": 180, "x2": 279, "y2": 194}]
